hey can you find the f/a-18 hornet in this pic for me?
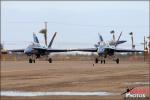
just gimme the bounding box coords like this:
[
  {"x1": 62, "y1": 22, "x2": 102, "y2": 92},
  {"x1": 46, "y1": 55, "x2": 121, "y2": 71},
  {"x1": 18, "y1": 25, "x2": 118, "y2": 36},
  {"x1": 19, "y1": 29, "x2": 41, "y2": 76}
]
[
  {"x1": 71, "y1": 32, "x2": 144, "y2": 64},
  {"x1": 8, "y1": 32, "x2": 69, "y2": 63}
]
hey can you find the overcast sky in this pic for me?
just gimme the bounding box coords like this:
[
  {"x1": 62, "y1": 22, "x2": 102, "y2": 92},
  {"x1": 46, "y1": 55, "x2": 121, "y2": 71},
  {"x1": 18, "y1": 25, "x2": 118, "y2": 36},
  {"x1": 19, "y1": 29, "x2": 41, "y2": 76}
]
[{"x1": 1, "y1": 1, "x2": 149, "y2": 50}]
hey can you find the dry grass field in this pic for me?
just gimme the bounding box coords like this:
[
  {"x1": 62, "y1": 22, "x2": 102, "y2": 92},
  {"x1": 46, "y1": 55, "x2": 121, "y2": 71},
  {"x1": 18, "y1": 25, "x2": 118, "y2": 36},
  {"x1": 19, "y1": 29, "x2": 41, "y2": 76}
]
[{"x1": 1, "y1": 61, "x2": 149, "y2": 100}]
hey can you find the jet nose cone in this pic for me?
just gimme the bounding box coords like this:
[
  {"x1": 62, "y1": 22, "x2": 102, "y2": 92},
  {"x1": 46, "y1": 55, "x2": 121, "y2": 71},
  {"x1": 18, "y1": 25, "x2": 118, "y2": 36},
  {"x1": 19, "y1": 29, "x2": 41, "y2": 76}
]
[
  {"x1": 98, "y1": 47, "x2": 104, "y2": 54},
  {"x1": 24, "y1": 47, "x2": 32, "y2": 54}
]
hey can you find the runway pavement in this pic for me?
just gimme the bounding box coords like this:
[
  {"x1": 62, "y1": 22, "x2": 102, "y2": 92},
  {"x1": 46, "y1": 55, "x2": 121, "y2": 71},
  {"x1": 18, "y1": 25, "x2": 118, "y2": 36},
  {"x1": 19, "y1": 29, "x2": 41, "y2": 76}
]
[{"x1": 1, "y1": 61, "x2": 149, "y2": 100}]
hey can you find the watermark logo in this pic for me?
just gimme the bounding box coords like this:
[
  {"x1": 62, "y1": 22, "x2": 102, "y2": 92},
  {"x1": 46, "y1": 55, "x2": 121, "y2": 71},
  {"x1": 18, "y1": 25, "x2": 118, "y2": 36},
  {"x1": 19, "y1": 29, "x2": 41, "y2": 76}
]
[{"x1": 121, "y1": 87, "x2": 149, "y2": 100}]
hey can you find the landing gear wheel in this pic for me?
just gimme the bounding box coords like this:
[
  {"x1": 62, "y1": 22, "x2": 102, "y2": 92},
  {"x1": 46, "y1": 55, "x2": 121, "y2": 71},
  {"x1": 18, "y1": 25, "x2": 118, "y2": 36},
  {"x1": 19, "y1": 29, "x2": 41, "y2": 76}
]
[
  {"x1": 103, "y1": 60, "x2": 105, "y2": 64},
  {"x1": 116, "y1": 58, "x2": 119, "y2": 64},
  {"x1": 101, "y1": 60, "x2": 103, "y2": 64},
  {"x1": 33, "y1": 60, "x2": 35, "y2": 63},
  {"x1": 48, "y1": 58, "x2": 52, "y2": 63},
  {"x1": 29, "y1": 58, "x2": 32, "y2": 63},
  {"x1": 95, "y1": 58, "x2": 98, "y2": 64},
  {"x1": 101, "y1": 60, "x2": 105, "y2": 64}
]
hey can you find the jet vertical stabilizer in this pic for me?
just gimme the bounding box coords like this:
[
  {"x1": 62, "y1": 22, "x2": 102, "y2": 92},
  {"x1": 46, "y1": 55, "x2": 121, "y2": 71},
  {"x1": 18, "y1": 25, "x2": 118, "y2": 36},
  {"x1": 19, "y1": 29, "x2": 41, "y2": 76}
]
[
  {"x1": 33, "y1": 33, "x2": 39, "y2": 43},
  {"x1": 48, "y1": 32, "x2": 57, "y2": 48}
]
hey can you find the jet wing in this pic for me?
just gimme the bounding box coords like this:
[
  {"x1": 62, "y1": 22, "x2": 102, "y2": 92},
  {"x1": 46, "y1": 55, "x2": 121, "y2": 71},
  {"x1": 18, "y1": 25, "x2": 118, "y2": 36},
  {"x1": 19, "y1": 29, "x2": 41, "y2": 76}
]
[
  {"x1": 33, "y1": 47, "x2": 69, "y2": 52},
  {"x1": 69, "y1": 48, "x2": 97, "y2": 52},
  {"x1": 114, "y1": 48, "x2": 144, "y2": 52},
  {"x1": 8, "y1": 49, "x2": 25, "y2": 52},
  {"x1": 33, "y1": 47, "x2": 46, "y2": 50},
  {"x1": 46, "y1": 48, "x2": 69, "y2": 52}
]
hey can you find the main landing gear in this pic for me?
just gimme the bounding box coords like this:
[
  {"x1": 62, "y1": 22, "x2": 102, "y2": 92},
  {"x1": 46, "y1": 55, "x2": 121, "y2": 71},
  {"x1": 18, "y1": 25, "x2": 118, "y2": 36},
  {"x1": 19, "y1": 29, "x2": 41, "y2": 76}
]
[
  {"x1": 112, "y1": 55, "x2": 120, "y2": 64},
  {"x1": 28, "y1": 58, "x2": 53, "y2": 63},
  {"x1": 28, "y1": 57, "x2": 53, "y2": 63},
  {"x1": 28, "y1": 54, "x2": 53, "y2": 63},
  {"x1": 116, "y1": 58, "x2": 119, "y2": 64},
  {"x1": 94, "y1": 56, "x2": 119, "y2": 64},
  {"x1": 48, "y1": 58, "x2": 52, "y2": 63},
  {"x1": 95, "y1": 58, "x2": 98, "y2": 63}
]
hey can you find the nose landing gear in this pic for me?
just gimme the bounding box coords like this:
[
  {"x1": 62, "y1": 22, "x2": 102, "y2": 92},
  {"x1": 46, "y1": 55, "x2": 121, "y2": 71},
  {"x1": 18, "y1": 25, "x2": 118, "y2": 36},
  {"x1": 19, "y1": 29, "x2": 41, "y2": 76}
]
[
  {"x1": 29, "y1": 58, "x2": 35, "y2": 63},
  {"x1": 29, "y1": 55, "x2": 36, "y2": 63},
  {"x1": 100, "y1": 60, "x2": 105, "y2": 64},
  {"x1": 95, "y1": 58, "x2": 106, "y2": 64}
]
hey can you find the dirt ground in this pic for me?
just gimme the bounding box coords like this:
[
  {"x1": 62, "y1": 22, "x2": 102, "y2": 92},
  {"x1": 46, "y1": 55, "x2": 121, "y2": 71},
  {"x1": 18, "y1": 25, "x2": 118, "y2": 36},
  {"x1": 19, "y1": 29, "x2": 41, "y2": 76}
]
[{"x1": 1, "y1": 61, "x2": 149, "y2": 100}]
